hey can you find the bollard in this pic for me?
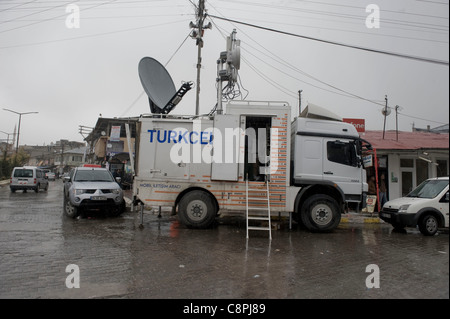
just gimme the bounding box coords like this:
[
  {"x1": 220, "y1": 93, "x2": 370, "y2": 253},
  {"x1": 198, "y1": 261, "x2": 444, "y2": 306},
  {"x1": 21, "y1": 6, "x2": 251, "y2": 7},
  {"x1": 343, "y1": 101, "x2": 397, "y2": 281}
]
[
  {"x1": 158, "y1": 206, "x2": 162, "y2": 218},
  {"x1": 139, "y1": 203, "x2": 144, "y2": 229}
]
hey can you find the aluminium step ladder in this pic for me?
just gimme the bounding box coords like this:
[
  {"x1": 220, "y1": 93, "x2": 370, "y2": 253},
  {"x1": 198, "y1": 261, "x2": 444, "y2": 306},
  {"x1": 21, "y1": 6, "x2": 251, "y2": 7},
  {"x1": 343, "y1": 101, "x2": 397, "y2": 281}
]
[{"x1": 245, "y1": 176, "x2": 272, "y2": 240}]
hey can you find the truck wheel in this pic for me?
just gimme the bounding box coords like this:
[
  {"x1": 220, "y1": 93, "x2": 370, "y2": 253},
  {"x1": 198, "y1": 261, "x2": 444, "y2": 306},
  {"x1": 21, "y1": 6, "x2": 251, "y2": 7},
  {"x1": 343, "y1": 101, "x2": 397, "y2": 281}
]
[
  {"x1": 300, "y1": 194, "x2": 341, "y2": 232},
  {"x1": 64, "y1": 195, "x2": 79, "y2": 219},
  {"x1": 419, "y1": 214, "x2": 438, "y2": 236},
  {"x1": 178, "y1": 190, "x2": 217, "y2": 229}
]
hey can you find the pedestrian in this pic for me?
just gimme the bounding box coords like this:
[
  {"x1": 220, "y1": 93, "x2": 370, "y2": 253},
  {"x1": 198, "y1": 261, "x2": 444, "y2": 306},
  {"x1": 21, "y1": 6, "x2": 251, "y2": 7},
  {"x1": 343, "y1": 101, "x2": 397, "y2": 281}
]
[
  {"x1": 368, "y1": 175, "x2": 377, "y2": 195},
  {"x1": 379, "y1": 173, "x2": 388, "y2": 208}
]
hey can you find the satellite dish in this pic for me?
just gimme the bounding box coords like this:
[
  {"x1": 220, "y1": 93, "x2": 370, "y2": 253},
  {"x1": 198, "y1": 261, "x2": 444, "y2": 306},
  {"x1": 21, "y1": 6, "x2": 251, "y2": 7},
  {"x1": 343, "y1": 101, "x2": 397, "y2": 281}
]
[
  {"x1": 381, "y1": 107, "x2": 392, "y2": 116},
  {"x1": 138, "y1": 57, "x2": 193, "y2": 114}
]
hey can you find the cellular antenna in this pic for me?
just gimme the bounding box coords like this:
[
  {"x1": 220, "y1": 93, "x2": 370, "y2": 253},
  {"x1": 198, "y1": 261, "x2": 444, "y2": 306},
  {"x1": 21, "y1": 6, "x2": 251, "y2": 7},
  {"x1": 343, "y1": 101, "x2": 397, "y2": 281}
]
[{"x1": 138, "y1": 57, "x2": 193, "y2": 115}]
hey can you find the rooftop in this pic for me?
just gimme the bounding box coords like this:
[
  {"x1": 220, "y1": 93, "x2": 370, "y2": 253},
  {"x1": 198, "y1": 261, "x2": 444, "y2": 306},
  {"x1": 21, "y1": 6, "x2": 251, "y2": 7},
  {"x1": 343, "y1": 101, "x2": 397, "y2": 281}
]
[{"x1": 361, "y1": 130, "x2": 449, "y2": 151}]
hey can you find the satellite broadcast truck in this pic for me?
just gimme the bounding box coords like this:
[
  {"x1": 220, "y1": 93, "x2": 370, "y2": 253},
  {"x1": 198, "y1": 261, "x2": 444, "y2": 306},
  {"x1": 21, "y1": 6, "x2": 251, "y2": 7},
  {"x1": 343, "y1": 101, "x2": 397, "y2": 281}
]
[{"x1": 131, "y1": 31, "x2": 371, "y2": 234}]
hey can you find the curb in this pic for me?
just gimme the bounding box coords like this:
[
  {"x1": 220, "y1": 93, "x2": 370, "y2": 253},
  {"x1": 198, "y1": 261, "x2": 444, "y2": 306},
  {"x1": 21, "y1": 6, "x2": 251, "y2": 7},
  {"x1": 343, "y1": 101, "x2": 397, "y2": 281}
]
[
  {"x1": 0, "y1": 180, "x2": 10, "y2": 186},
  {"x1": 341, "y1": 214, "x2": 382, "y2": 224}
]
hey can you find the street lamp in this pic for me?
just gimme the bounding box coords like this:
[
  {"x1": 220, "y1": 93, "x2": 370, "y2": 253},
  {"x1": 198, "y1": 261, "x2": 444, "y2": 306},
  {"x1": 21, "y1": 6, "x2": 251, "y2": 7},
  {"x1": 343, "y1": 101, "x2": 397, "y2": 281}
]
[{"x1": 3, "y1": 108, "x2": 39, "y2": 158}]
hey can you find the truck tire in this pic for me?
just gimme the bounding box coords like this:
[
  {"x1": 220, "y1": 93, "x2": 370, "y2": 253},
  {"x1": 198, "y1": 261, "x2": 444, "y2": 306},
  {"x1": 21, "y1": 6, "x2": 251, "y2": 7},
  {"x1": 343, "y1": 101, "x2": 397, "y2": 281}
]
[
  {"x1": 64, "y1": 195, "x2": 79, "y2": 219},
  {"x1": 300, "y1": 194, "x2": 341, "y2": 232},
  {"x1": 178, "y1": 190, "x2": 217, "y2": 229},
  {"x1": 419, "y1": 214, "x2": 439, "y2": 236}
]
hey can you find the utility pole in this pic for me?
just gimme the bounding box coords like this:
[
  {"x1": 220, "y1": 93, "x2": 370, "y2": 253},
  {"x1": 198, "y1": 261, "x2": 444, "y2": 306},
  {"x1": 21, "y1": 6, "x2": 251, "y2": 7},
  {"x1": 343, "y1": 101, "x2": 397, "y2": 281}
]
[
  {"x1": 382, "y1": 95, "x2": 388, "y2": 140},
  {"x1": 190, "y1": 0, "x2": 212, "y2": 116},
  {"x1": 298, "y1": 90, "x2": 303, "y2": 115},
  {"x1": 395, "y1": 105, "x2": 400, "y2": 141}
]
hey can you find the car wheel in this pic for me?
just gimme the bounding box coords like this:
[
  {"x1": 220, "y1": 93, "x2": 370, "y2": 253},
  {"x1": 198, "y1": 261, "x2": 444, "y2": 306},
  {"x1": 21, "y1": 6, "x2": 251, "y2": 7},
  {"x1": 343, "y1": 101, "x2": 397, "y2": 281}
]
[
  {"x1": 110, "y1": 202, "x2": 126, "y2": 217},
  {"x1": 419, "y1": 214, "x2": 439, "y2": 236},
  {"x1": 10, "y1": 188, "x2": 16, "y2": 193},
  {"x1": 178, "y1": 190, "x2": 217, "y2": 229},
  {"x1": 300, "y1": 194, "x2": 341, "y2": 232},
  {"x1": 64, "y1": 195, "x2": 79, "y2": 219}
]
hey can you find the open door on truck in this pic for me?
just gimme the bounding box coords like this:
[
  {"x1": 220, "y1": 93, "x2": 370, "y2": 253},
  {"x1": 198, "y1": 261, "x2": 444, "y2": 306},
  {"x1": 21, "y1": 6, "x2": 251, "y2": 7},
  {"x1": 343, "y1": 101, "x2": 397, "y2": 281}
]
[{"x1": 244, "y1": 116, "x2": 272, "y2": 182}]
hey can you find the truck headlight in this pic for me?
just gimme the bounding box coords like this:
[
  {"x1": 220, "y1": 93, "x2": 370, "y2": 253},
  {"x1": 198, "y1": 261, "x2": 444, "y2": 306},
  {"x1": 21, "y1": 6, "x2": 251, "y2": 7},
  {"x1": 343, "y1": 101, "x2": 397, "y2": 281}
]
[
  {"x1": 112, "y1": 189, "x2": 121, "y2": 195},
  {"x1": 398, "y1": 205, "x2": 410, "y2": 213}
]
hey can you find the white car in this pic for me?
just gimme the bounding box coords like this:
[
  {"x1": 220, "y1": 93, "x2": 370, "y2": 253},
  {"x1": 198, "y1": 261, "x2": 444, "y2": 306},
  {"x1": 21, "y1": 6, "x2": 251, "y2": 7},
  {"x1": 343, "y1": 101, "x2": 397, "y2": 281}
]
[
  {"x1": 379, "y1": 177, "x2": 449, "y2": 236},
  {"x1": 45, "y1": 172, "x2": 56, "y2": 181}
]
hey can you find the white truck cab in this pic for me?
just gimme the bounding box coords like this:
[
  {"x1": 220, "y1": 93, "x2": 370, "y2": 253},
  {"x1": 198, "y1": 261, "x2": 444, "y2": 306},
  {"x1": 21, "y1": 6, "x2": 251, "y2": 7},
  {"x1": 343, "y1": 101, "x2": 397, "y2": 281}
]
[{"x1": 379, "y1": 177, "x2": 449, "y2": 236}]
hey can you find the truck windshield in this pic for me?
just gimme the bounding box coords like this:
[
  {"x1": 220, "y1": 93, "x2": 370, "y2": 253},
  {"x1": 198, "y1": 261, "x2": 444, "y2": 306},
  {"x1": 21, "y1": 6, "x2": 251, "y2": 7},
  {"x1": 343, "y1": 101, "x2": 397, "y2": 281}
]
[
  {"x1": 407, "y1": 179, "x2": 448, "y2": 199},
  {"x1": 74, "y1": 170, "x2": 114, "y2": 182}
]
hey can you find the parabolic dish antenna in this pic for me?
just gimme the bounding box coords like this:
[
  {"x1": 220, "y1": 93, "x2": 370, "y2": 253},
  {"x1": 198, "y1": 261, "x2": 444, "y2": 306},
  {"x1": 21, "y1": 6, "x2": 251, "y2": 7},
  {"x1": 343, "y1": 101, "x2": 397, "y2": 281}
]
[{"x1": 138, "y1": 57, "x2": 193, "y2": 115}]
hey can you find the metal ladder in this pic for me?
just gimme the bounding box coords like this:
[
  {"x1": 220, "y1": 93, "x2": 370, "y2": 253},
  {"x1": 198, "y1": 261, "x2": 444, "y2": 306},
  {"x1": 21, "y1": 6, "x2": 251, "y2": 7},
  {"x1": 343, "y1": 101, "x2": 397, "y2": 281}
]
[{"x1": 246, "y1": 176, "x2": 272, "y2": 240}]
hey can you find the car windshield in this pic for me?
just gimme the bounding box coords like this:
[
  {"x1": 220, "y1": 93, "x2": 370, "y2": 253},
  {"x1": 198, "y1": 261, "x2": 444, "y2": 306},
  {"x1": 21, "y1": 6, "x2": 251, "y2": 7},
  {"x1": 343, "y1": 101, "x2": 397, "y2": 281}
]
[
  {"x1": 14, "y1": 169, "x2": 33, "y2": 178},
  {"x1": 407, "y1": 179, "x2": 449, "y2": 199},
  {"x1": 74, "y1": 170, "x2": 114, "y2": 182}
]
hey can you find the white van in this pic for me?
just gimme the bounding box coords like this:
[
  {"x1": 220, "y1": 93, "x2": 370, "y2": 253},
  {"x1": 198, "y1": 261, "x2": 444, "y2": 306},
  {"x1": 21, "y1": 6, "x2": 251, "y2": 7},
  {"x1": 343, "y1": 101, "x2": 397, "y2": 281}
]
[
  {"x1": 379, "y1": 177, "x2": 449, "y2": 236},
  {"x1": 10, "y1": 166, "x2": 49, "y2": 193}
]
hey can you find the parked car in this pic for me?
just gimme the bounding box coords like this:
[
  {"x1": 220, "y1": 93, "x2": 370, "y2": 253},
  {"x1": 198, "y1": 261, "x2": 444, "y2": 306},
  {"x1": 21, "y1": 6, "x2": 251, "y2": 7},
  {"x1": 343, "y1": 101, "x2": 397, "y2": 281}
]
[
  {"x1": 63, "y1": 167, "x2": 126, "y2": 218},
  {"x1": 45, "y1": 172, "x2": 56, "y2": 181},
  {"x1": 10, "y1": 166, "x2": 49, "y2": 193},
  {"x1": 379, "y1": 177, "x2": 449, "y2": 236}
]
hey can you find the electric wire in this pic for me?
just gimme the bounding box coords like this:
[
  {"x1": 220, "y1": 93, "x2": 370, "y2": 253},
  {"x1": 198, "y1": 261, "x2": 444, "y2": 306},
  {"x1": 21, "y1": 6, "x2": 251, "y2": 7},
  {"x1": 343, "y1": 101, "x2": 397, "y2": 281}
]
[{"x1": 208, "y1": 14, "x2": 449, "y2": 66}]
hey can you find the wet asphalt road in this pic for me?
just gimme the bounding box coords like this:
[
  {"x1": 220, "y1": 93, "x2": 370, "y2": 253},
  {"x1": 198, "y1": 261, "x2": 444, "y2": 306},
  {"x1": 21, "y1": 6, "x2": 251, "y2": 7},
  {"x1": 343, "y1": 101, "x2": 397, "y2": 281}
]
[{"x1": 0, "y1": 179, "x2": 448, "y2": 300}]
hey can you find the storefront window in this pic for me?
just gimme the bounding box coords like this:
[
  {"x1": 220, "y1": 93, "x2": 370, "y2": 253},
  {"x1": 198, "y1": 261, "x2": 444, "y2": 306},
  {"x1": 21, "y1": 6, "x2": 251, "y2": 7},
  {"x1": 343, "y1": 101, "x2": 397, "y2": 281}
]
[
  {"x1": 416, "y1": 159, "x2": 429, "y2": 186},
  {"x1": 437, "y1": 159, "x2": 448, "y2": 177}
]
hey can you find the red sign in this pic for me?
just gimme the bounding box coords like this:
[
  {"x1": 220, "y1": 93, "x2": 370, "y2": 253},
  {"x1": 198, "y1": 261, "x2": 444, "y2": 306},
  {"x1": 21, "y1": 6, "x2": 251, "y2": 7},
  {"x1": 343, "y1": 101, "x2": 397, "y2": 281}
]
[{"x1": 343, "y1": 118, "x2": 365, "y2": 133}]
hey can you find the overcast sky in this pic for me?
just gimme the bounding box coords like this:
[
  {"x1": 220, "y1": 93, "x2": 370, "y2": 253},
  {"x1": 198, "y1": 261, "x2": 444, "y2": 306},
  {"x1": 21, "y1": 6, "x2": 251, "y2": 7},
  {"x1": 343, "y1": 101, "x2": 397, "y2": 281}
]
[{"x1": 0, "y1": 0, "x2": 448, "y2": 146}]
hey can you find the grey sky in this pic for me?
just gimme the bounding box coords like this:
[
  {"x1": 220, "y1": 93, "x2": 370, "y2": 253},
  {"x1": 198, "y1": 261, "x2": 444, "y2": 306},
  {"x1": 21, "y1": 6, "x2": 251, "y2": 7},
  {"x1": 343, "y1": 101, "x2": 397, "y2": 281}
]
[{"x1": 0, "y1": 0, "x2": 448, "y2": 146}]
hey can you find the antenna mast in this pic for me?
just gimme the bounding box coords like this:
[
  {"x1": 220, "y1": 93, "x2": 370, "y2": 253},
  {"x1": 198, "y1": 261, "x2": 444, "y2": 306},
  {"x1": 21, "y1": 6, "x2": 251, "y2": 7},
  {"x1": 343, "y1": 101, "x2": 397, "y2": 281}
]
[
  {"x1": 216, "y1": 29, "x2": 241, "y2": 114},
  {"x1": 190, "y1": 0, "x2": 212, "y2": 115}
]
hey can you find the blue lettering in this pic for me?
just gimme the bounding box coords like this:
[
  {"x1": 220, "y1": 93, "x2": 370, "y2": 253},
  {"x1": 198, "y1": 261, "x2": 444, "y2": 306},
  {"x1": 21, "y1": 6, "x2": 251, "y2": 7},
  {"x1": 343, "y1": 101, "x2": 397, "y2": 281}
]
[
  {"x1": 149, "y1": 130, "x2": 214, "y2": 145},
  {"x1": 168, "y1": 130, "x2": 178, "y2": 144},
  {"x1": 190, "y1": 132, "x2": 199, "y2": 144},
  {"x1": 201, "y1": 132, "x2": 209, "y2": 145},
  {"x1": 157, "y1": 130, "x2": 167, "y2": 143},
  {"x1": 179, "y1": 131, "x2": 189, "y2": 143},
  {"x1": 148, "y1": 130, "x2": 156, "y2": 143}
]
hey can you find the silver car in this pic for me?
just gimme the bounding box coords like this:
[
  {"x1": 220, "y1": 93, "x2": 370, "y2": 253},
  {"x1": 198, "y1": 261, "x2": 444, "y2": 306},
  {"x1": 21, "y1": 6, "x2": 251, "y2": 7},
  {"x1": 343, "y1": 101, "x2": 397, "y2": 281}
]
[{"x1": 63, "y1": 167, "x2": 125, "y2": 218}]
